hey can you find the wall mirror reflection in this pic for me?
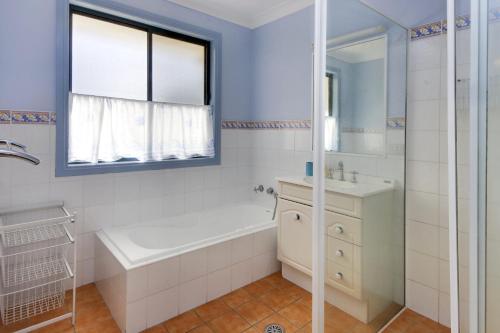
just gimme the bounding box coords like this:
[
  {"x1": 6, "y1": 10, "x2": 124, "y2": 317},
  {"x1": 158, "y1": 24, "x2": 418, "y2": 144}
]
[{"x1": 325, "y1": 35, "x2": 387, "y2": 155}]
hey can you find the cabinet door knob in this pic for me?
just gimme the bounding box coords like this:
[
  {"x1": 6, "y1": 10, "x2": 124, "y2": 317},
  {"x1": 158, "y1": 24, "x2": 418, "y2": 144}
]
[
  {"x1": 295, "y1": 214, "x2": 301, "y2": 221},
  {"x1": 335, "y1": 272, "x2": 343, "y2": 280},
  {"x1": 335, "y1": 250, "x2": 344, "y2": 257},
  {"x1": 335, "y1": 225, "x2": 344, "y2": 234}
]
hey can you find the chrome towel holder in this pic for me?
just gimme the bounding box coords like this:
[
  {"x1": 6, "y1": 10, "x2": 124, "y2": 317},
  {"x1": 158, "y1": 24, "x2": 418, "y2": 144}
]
[{"x1": 0, "y1": 139, "x2": 40, "y2": 165}]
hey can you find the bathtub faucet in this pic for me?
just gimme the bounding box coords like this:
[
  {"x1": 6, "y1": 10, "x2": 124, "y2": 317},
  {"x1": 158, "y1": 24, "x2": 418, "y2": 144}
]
[{"x1": 253, "y1": 185, "x2": 264, "y2": 193}]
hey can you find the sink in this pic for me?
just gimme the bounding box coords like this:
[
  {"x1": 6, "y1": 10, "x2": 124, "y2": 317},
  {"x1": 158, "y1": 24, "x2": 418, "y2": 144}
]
[{"x1": 303, "y1": 176, "x2": 356, "y2": 189}]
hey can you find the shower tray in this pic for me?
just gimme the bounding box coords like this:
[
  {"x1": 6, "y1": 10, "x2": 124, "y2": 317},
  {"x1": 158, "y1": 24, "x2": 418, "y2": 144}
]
[{"x1": 0, "y1": 202, "x2": 76, "y2": 329}]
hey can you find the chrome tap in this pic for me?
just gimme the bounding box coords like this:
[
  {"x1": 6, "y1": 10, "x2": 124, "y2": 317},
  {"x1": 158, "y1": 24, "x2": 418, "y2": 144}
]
[{"x1": 338, "y1": 161, "x2": 345, "y2": 181}]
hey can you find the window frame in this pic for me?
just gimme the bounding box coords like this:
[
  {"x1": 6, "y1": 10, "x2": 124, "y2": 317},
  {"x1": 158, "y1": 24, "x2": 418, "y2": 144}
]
[{"x1": 56, "y1": 0, "x2": 222, "y2": 176}]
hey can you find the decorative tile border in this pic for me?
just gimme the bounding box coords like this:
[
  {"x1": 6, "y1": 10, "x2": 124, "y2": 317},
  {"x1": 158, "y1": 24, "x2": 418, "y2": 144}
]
[
  {"x1": 1, "y1": 112, "x2": 405, "y2": 129},
  {"x1": 342, "y1": 127, "x2": 385, "y2": 134},
  {"x1": 11, "y1": 111, "x2": 50, "y2": 124},
  {"x1": 387, "y1": 117, "x2": 406, "y2": 129},
  {"x1": 222, "y1": 120, "x2": 311, "y2": 129},
  {"x1": 411, "y1": 21, "x2": 443, "y2": 40},
  {"x1": 0, "y1": 111, "x2": 56, "y2": 125},
  {"x1": 411, "y1": 8, "x2": 500, "y2": 41},
  {"x1": 0, "y1": 110, "x2": 10, "y2": 124}
]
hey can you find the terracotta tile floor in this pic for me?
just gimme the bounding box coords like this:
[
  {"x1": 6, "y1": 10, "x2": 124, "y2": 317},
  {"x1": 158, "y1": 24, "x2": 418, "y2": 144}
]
[{"x1": 0, "y1": 273, "x2": 451, "y2": 333}]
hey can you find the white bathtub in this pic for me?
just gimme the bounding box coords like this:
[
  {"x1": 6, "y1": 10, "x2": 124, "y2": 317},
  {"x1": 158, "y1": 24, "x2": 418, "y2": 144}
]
[
  {"x1": 94, "y1": 203, "x2": 279, "y2": 333},
  {"x1": 98, "y1": 203, "x2": 275, "y2": 269}
]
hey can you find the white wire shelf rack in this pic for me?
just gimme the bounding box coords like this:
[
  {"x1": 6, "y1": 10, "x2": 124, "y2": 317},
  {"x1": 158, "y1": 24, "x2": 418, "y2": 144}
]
[
  {"x1": 0, "y1": 202, "x2": 76, "y2": 329},
  {"x1": 0, "y1": 279, "x2": 66, "y2": 325}
]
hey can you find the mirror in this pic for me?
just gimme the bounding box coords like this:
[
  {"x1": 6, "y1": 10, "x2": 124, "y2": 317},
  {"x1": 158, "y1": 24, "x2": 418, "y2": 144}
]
[{"x1": 325, "y1": 35, "x2": 387, "y2": 155}]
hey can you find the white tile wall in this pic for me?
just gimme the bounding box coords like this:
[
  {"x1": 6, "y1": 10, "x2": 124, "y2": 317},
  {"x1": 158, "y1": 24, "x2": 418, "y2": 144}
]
[
  {"x1": 405, "y1": 29, "x2": 470, "y2": 328},
  {"x1": 0, "y1": 126, "x2": 257, "y2": 289}
]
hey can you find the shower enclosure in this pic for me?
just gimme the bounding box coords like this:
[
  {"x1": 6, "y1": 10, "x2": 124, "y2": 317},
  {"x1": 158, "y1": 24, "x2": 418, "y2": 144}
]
[{"x1": 311, "y1": 0, "x2": 407, "y2": 332}]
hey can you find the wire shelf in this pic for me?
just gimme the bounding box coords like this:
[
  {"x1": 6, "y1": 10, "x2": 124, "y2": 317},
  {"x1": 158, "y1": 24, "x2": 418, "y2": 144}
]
[
  {"x1": 1, "y1": 223, "x2": 67, "y2": 249},
  {"x1": 0, "y1": 203, "x2": 75, "y2": 327},
  {"x1": 2, "y1": 256, "x2": 70, "y2": 291},
  {"x1": 0, "y1": 243, "x2": 71, "y2": 289},
  {"x1": 0, "y1": 204, "x2": 71, "y2": 228},
  {"x1": 0, "y1": 281, "x2": 65, "y2": 325}
]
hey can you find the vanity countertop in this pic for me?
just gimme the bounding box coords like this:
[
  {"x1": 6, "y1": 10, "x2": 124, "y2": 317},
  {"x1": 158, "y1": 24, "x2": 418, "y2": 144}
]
[{"x1": 276, "y1": 176, "x2": 394, "y2": 198}]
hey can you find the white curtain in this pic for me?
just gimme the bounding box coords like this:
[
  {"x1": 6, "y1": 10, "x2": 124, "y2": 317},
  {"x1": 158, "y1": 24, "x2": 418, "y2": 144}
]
[
  {"x1": 68, "y1": 93, "x2": 214, "y2": 163},
  {"x1": 325, "y1": 116, "x2": 338, "y2": 151}
]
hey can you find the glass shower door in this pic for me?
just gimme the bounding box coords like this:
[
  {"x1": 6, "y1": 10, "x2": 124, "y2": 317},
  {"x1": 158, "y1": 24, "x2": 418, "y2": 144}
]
[{"x1": 485, "y1": 0, "x2": 500, "y2": 331}]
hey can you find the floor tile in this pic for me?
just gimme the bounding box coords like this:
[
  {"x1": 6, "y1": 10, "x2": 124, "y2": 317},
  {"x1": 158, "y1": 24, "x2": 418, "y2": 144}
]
[
  {"x1": 259, "y1": 288, "x2": 300, "y2": 312},
  {"x1": 142, "y1": 324, "x2": 168, "y2": 333},
  {"x1": 221, "y1": 289, "x2": 252, "y2": 309},
  {"x1": 195, "y1": 299, "x2": 232, "y2": 322},
  {"x1": 164, "y1": 310, "x2": 203, "y2": 333},
  {"x1": 189, "y1": 325, "x2": 214, "y2": 333},
  {"x1": 208, "y1": 311, "x2": 250, "y2": 333},
  {"x1": 243, "y1": 280, "x2": 275, "y2": 298},
  {"x1": 278, "y1": 301, "x2": 311, "y2": 328},
  {"x1": 254, "y1": 313, "x2": 296, "y2": 333},
  {"x1": 235, "y1": 299, "x2": 274, "y2": 325}
]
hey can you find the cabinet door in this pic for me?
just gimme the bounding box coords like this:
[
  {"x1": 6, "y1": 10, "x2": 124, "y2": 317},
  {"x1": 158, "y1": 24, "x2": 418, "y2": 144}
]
[{"x1": 277, "y1": 199, "x2": 312, "y2": 271}]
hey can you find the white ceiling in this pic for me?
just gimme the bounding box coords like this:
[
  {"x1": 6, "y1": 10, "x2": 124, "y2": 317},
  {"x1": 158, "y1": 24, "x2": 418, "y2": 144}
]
[
  {"x1": 168, "y1": 0, "x2": 462, "y2": 30},
  {"x1": 167, "y1": 0, "x2": 314, "y2": 29},
  {"x1": 328, "y1": 37, "x2": 385, "y2": 63}
]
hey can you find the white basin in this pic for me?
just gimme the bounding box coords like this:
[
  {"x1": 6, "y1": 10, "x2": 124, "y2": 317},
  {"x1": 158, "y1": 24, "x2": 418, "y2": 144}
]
[
  {"x1": 303, "y1": 176, "x2": 356, "y2": 189},
  {"x1": 276, "y1": 176, "x2": 393, "y2": 198}
]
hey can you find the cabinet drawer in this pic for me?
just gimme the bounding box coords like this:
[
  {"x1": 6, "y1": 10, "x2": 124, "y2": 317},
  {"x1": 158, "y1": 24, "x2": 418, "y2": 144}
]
[
  {"x1": 326, "y1": 211, "x2": 362, "y2": 246},
  {"x1": 326, "y1": 261, "x2": 361, "y2": 299},
  {"x1": 327, "y1": 237, "x2": 361, "y2": 271}
]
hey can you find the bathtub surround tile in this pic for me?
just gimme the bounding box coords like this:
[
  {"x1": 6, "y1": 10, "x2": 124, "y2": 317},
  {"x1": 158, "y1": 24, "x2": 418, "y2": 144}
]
[
  {"x1": 252, "y1": 252, "x2": 280, "y2": 281},
  {"x1": 148, "y1": 257, "x2": 180, "y2": 294},
  {"x1": 179, "y1": 276, "x2": 208, "y2": 313},
  {"x1": 207, "y1": 242, "x2": 231, "y2": 273},
  {"x1": 253, "y1": 228, "x2": 277, "y2": 256},
  {"x1": 207, "y1": 268, "x2": 232, "y2": 301},
  {"x1": 180, "y1": 248, "x2": 208, "y2": 282},
  {"x1": 147, "y1": 287, "x2": 179, "y2": 327},
  {"x1": 127, "y1": 298, "x2": 148, "y2": 333},
  {"x1": 231, "y1": 234, "x2": 254, "y2": 264},
  {"x1": 127, "y1": 266, "x2": 148, "y2": 303},
  {"x1": 231, "y1": 259, "x2": 254, "y2": 290}
]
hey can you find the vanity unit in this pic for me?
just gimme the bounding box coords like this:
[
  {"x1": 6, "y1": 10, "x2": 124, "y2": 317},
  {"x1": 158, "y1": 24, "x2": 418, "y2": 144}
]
[{"x1": 276, "y1": 176, "x2": 396, "y2": 324}]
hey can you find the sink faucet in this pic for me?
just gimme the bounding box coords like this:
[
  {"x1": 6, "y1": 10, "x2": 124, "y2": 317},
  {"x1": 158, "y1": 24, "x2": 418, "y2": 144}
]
[{"x1": 338, "y1": 161, "x2": 345, "y2": 181}]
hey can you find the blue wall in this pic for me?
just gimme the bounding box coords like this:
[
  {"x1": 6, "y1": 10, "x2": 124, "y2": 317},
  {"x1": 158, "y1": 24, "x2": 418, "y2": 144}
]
[
  {"x1": 251, "y1": 7, "x2": 314, "y2": 121},
  {"x1": 0, "y1": 0, "x2": 253, "y2": 120},
  {"x1": 0, "y1": 0, "x2": 407, "y2": 122}
]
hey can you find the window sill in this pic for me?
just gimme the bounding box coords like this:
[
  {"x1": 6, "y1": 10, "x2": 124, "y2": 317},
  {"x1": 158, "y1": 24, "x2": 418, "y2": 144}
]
[{"x1": 56, "y1": 155, "x2": 220, "y2": 177}]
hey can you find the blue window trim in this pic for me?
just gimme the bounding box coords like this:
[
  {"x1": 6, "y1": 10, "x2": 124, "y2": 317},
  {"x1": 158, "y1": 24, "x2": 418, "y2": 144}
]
[{"x1": 55, "y1": 0, "x2": 222, "y2": 177}]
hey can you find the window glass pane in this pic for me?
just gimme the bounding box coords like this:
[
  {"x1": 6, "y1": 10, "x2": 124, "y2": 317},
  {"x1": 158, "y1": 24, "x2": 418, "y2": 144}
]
[
  {"x1": 72, "y1": 14, "x2": 147, "y2": 100},
  {"x1": 153, "y1": 34, "x2": 205, "y2": 105}
]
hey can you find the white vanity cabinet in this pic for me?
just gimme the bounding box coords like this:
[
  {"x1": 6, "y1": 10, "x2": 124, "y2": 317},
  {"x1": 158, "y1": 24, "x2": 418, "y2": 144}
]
[{"x1": 276, "y1": 177, "x2": 395, "y2": 324}]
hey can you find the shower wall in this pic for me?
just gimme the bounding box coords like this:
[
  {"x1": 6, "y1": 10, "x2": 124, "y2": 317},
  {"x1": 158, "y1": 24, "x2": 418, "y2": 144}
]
[{"x1": 406, "y1": 26, "x2": 470, "y2": 330}]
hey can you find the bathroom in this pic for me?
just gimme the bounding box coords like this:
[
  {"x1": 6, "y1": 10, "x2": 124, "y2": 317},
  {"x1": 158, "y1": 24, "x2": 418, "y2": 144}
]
[{"x1": 0, "y1": 0, "x2": 495, "y2": 332}]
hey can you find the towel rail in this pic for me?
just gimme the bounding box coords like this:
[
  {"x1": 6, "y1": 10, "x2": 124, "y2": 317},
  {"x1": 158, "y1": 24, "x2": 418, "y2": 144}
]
[{"x1": 0, "y1": 139, "x2": 40, "y2": 165}]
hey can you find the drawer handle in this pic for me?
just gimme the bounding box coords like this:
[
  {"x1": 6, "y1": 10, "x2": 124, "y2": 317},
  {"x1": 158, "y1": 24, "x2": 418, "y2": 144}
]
[
  {"x1": 335, "y1": 250, "x2": 344, "y2": 257},
  {"x1": 335, "y1": 272, "x2": 343, "y2": 280},
  {"x1": 295, "y1": 214, "x2": 301, "y2": 221},
  {"x1": 335, "y1": 225, "x2": 344, "y2": 234}
]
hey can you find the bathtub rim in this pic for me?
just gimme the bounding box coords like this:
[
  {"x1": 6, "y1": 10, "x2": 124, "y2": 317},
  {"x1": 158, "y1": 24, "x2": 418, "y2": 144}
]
[{"x1": 95, "y1": 214, "x2": 276, "y2": 271}]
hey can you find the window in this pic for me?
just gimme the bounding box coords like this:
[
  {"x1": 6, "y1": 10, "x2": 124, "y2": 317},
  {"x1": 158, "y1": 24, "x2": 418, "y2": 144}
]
[
  {"x1": 59, "y1": 5, "x2": 219, "y2": 175},
  {"x1": 324, "y1": 71, "x2": 340, "y2": 151}
]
